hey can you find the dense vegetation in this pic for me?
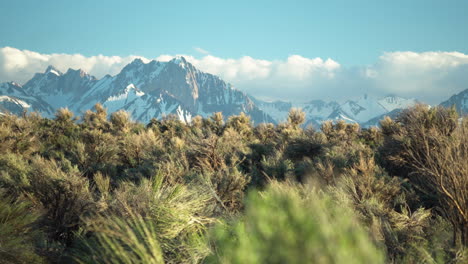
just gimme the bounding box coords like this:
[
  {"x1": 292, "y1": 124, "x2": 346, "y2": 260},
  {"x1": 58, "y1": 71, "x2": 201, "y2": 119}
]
[{"x1": 0, "y1": 104, "x2": 466, "y2": 263}]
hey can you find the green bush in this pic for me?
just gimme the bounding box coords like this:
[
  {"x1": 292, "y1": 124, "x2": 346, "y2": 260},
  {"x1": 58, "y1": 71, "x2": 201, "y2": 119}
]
[
  {"x1": 79, "y1": 173, "x2": 216, "y2": 263},
  {"x1": 207, "y1": 181, "x2": 385, "y2": 264},
  {"x1": 75, "y1": 213, "x2": 165, "y2": 264}
]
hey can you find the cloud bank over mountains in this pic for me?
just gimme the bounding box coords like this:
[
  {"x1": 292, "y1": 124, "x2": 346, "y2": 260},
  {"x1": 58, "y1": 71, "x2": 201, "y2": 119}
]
[{"x1": 1, "y1": 46, "x2": 467, "y2": 104}]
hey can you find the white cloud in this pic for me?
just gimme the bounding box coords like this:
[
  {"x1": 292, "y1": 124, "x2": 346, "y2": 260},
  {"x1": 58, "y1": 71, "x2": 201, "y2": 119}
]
[
  {"x1": 367, "y1": 52, "x2": 468, "y2": 102},
  {"x1": 1, "y1": 47, "x2": 467, "y2": 104},
  {"x1": 155, "y1": 52, "x2": 468, "y2": 103},
  {"x1": 0, "y1": 47, "x2": 147, "y2": 84}
]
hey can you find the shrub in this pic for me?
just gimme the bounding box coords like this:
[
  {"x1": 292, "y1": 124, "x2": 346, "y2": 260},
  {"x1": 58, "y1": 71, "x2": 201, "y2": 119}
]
[
  {"x1": 1, "y1": 104, "x2": 466, "y2": 263},
  {"x1": 207, "y1": 181, "x2": 385, "y2": 264},
  {"x1": 0, "y1": 191, "x2": 45, "y2": 264},
  {"x1": 75, "y1": 213, "x2": 165, "y2": 264},
  {"x1": 284, "y1": 134, "x2": 322, "y2": 162},
  {"x1": 54, "y1": 108, "x2": 75, "y2": 123},
  {"x1": 253, "y1": 122, "x2": 279, "y2": 144},
  {"x1": 0, "y1": 152, "x2": 31, "y2": 197},
  {"x1": 287, "y1": 108, "x2": 306, "y2": 129},
  {"x1": 119, "y1": 129, "x2": 162, "y2": 169},
  {"x1": 331, "y1": 154, "x2": 433, "y2": 261},
  {"x1": 110, "y1": 110, "x2": 131, "y2": 134},
  {"x1": 200, "y1": 167, "x2": 250, "y2": 212},
  {"x1": 5, "y1": 156, "x2": 95, "y2": 247},
  {"x1": 79, "y1": 129, "x2": 119, "y2": 178},
  {"x1": 0, "y1": 113, "x2": 40, "y2": 156},
  {"x1": 94, "y1": 174, "x2": 216, "y2": 263},
  {"x1": 380, "y1": 105, "x2": 468, "y2": 247},
  {"x1": 225, "y1": 113, "x2": 252, "y2": 138},
  {"x1": 83, "y1": 103, "x2": 109, "y2": 131},
  {"x1": 259, "y1": 149, "x2": 295, "y2": 182},
  {"x1": 210, "y1": 112, "x2": 224, "y2": 135}
]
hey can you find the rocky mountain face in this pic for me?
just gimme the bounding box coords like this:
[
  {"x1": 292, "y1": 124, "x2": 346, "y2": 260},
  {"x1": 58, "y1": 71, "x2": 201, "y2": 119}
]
[
  {"x1": 22, "y1": 66, "x2": 97, "y2": 110},
  {"x1": 440, "y1": 88, "x2": 468, "y2": 115},
  {"x1": 0, "y1": 57, "x2": 274, "y2": 124}
]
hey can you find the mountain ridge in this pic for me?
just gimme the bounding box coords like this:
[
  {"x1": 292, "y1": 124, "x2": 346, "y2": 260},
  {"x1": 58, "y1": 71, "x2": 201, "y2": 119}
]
[
  {"x1": 0, "y1": 56, "x2": 448, "y2": 127},
  {"x1": 0, "y1": 57, "x2": 275, "y2": 124}
]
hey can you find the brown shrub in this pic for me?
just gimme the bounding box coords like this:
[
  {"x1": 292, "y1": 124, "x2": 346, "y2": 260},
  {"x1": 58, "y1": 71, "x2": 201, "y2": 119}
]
[{"x1": 380, "y1": 105, "x2": 468, "y2": 247}]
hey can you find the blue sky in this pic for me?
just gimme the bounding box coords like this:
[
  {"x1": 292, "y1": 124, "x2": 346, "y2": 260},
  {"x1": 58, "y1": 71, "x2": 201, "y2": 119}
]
[
  {"x1": 1, "y1": 0, "x2": 468, "y2": 103},
  {"x1": 1, "y1": 0, "x2": 467, "y2": 65}
]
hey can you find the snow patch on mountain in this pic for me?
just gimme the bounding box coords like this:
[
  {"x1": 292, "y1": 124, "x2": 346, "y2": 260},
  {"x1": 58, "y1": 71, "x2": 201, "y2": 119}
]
[
  {"x1": 338, "y1": 96, "x2": 386, "y2": 123},
  {"x1": 0, "y1": 96, "x2": 31, "y2": 108},
  {"x1": 177, "y1": 105, "x2": 192, "y2": 124},
  {"x1": 0, "y1": 95, "x2": 31, "y2": 115},
  {"x1": 106, "y1": 84, "x2": 144, "y2": 102}
]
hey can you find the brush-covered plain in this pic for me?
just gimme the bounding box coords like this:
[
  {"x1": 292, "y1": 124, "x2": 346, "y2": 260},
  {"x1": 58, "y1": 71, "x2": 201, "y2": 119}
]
[{"x1": 0, "y1": 104, "x2": 466, "y2": 263}]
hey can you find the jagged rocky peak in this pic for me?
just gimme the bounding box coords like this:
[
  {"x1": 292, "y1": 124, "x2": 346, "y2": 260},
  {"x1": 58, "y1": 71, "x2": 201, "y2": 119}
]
[
  {"x1": 64, "y1": 68, "x2": 95, "y2": 80},
  {"x1": 163, "y1": 56, "x2": 197, "y2": 74},
  {"x1": 19, "y1": 65, "x2": 99, "y2": 110},
  {"x1": 131, "y1": 57, "x2": 145, "y2": 64},
  {"x1": 73, "y1": 56, "x2": 273, "y2": 123},
  {"x1": 118, "y1": 58, "x2": 151, "y2": 78},
  {"x1": 120, "y1": 56, "x2": 201, "y2": 112},
  {"x1": 125, "y1": 56, "x2": 190, "y2": 68},
  {"x1": 44, "y1": 65, "x2": 62, "y2": 76},
  {"x1": 169, "y1": 56, "x2": 189, "y2": 67}
]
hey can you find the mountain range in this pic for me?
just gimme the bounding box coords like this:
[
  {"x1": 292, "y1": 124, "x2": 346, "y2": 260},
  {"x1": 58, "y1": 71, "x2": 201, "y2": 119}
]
[{"x1": 1, "y1": 56, "x2": 467, "y2": 126}]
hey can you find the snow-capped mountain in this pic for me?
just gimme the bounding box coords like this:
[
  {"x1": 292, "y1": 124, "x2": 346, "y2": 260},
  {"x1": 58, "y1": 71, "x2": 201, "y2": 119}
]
[
  {"x1": 329, "y1": 95, "x2": 417, "y2": 123},
  {"x1": 0, "y1": 57, "x2": 274, "y2": 124},
  {"x1": 0, "y1": 56, "x2": 426, "y2": 126},
  {"x1": 23, "y1": 66, "x2": 97, "y2": 110},
  {"x1": 440, "y1": 88, "x2": 468, "y2": 115},
  {"x1": 0, "y1": 82, "x2": 55, "y2": 115},
  {"x1": 254, "y1": 95, "x2": 418, "y2": 127}
]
